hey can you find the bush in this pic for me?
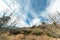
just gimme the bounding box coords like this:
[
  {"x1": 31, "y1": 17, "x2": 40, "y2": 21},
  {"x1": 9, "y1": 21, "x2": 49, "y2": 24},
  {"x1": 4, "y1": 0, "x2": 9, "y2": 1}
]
[
  {"x1": 53, "y1": 22, "x2": 57, "y2": 27},
  {"x1": 21, "y1": 29, "x2": 32, "y2": 35},
  {"x1": 46, "y1": 32, "x2": 57, "y2": 38},
  {"x1": 31, "y1": 25, "x2": 36, "y2": 28},
  {"x1": 46, "y1": 32, "x2": 53, "y2": 37},
  {"x1": 41, "y1": 22, "x2": 47, "y2": 29},
  {"x1": 9, "y1": 29, "x2": 21, "y2": 35},
  {"x1": 42, "y1": 22, "x2": 46, "y2": 25},
  {"x1": 32, "y1": 31, "x2": 43, "y2": 36}
]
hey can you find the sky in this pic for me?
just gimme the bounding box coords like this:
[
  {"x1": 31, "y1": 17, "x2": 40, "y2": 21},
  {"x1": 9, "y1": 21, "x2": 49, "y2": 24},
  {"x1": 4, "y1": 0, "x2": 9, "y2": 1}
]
[{"x1": 0, "y1": 0, "x2": 60, "y2": 27}]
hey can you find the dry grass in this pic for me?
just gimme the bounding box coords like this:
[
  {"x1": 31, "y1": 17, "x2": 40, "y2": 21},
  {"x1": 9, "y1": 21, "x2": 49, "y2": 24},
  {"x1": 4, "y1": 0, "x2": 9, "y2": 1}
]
[
  {"x1": 0, "y1": 23, "x2": 60, "y2": 40},
  {"x1": 0, "y1": 33, "x2": 60, "y2": 40}
]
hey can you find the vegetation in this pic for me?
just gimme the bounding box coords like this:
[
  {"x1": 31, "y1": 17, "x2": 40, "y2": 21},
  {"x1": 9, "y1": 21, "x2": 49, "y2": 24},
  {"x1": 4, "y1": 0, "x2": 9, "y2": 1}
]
[
  {"x1": 0, "y1": 23, "x2": 60, "y2": 40},
  {"x1": 0, "y1": 12, "x2": 60, "y2": 40},
  {"x1": 9, "y1": 29, "x2": 21, "y2": 35}
]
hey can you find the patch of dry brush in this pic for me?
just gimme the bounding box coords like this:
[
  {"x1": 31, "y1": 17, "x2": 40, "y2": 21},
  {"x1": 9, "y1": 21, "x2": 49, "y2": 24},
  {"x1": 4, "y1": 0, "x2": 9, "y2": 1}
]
[{"x1": 0, "y1": 22, "x2": 60, "y2": 40}]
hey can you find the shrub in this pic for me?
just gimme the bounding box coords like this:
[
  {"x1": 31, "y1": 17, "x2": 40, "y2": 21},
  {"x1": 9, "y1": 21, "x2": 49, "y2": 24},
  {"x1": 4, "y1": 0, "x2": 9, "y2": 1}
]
[
  {"x1": 31, "y1": 25, "x2": 36, "y2": 28},
  {"x1": 46, "y1": 32, "x2": 57, "y2": 38},
  {"x1": 53, "y1": 22, "x2": 57, "y2": 27},
  {"x1": 46, "y1": 32, "x2": 53, "y2": 37},
  {"x1": 40, "y1": 22, "x2": 47, "y2": 29},
  {"x1": 21, "y1": 29, "x2": 32, "y2": 35},
  {"x1": 32, "y1": 31, "x2": 43, "y2": 36},
  {"x1": 9, "y1": 29, "x2": 21, "y2": 35},
  {"x1": 42, "y1": 22, "x2": 46, "y2": 25}
]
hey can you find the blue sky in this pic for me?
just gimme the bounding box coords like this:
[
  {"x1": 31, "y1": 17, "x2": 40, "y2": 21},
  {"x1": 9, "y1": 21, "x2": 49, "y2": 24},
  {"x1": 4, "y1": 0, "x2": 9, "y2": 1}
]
[
  {"x1": 0, "y1": 0, "x2": 60, "y2": 27},
  {"x1": 19, "y1": 0, "x2": 50, "y2": 25},
  {"x1": 30, "y1": 0, "x2": 49, "y2": 12}
]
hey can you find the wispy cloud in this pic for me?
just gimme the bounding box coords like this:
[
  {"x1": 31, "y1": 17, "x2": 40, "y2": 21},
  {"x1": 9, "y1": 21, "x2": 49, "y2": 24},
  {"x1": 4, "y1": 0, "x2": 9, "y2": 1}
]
[
  {"x1": 45, "y1": 0, "x2": 60, "y2": 23},
  {"x1": 0, "y1": 0, "x2": 60, "y2": 27}
]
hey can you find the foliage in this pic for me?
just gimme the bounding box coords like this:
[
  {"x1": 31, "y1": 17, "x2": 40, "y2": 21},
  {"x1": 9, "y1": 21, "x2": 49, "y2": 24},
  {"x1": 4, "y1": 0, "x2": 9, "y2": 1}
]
[
  {"x1": 21, "y1": 29, "x2": 32, "y2": 35},
  {"x1": 9, "y1": 29, "x2": 21, "y2": 35},
  {"x1": 32, "y1": 29, "x2": 43, "y2": 36}
]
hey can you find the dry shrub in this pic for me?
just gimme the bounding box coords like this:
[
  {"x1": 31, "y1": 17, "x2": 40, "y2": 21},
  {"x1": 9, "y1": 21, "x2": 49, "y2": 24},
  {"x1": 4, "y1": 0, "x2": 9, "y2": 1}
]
[
  {"x1": 31, "y1": 25, "x2": 36, "y2": 28},
  {"x1": 21, "y1": 29, "x2": 32, "y2": 35},
  {"x1": 9, "y1": 29, "x2": 21, "y2": 35},
  {"x1": 32, "y1": 30, "x2": 43, "y2": 36},
  {"x1": 45, "y1": 32, "x2": 56, "y2": 38}
]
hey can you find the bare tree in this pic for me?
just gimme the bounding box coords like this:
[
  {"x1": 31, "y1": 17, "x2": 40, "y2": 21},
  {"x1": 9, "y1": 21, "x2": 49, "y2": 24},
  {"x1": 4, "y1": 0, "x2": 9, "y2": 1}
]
[{"x1": 48, "y1": 11, "x2": 60, "y2": 27}]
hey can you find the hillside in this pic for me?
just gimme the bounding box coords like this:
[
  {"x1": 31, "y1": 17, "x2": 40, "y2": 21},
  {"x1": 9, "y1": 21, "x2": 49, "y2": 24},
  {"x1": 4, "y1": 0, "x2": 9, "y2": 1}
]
[
  {"x1": 0, "y1": 23, "x2": 60, "y2": 40},
  {"x1": 0, "y1": 16, "x2": 60, "y2": 40}
]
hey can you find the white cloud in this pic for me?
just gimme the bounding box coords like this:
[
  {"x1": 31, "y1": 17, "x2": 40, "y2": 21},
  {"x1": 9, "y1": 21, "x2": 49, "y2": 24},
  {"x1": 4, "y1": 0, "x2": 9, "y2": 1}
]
[
  {"x1": 1, "y1": 0, "x2": 60, "y2": 27},
  {"x1": 44, "y1": 0, "x2": 60, "y2": 23},
  {"x1": 0, "y1": 0, "x2": 8, "y2": 12},
  {"x1": 30, "y1": 18, "x2": 41, "y2": 26},
  {"x1": 46, "y1": 0, "x2": 60, "y2": 15}
]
